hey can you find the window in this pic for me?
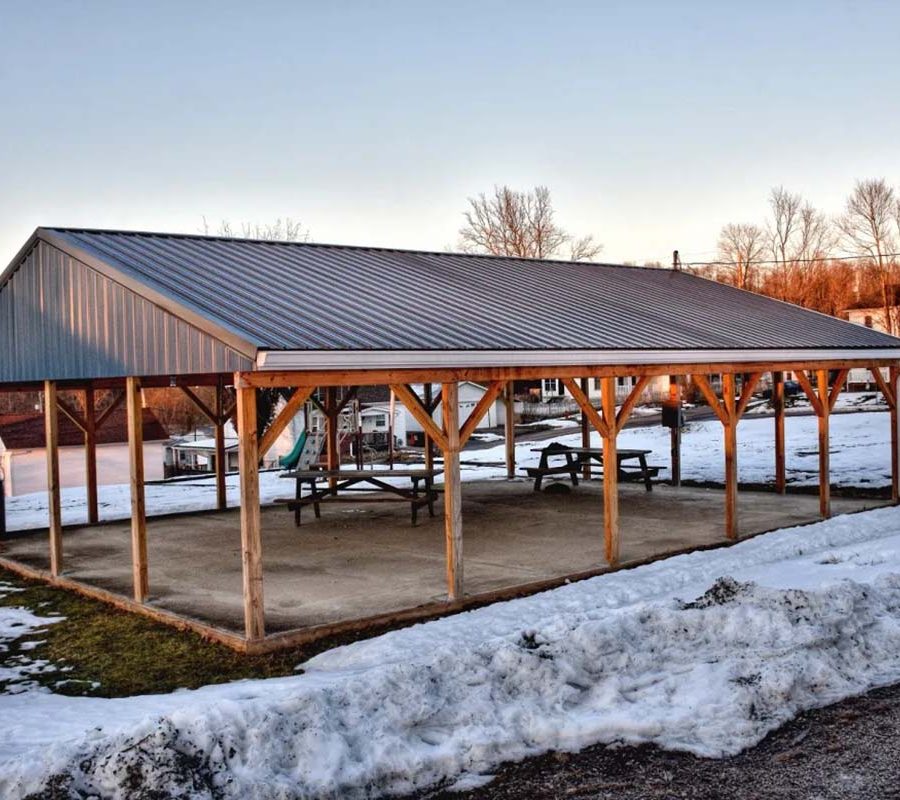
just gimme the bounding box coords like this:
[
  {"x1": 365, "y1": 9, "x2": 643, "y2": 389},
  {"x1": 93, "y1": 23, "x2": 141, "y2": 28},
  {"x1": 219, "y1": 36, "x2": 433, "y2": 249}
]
[
  {"x1": 373, "y1": 414, "x2": 387, "y2": 428},
  {"x1": 542, "y1": 378, "x2": 559, "y2": 395},
  {"x1": 864, "y1": 315, "x2": 874, "y2": 328},
  {"x1": 591, "y1": 378, "x2": 600, "y2": 391},
  {"x1": 617, "y1": 376, "x2": 629, "y2": 387}
]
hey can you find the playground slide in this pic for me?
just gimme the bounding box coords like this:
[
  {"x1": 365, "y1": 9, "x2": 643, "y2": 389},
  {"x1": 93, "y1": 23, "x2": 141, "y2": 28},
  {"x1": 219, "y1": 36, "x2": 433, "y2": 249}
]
[{"x1": 278, "y1": 430, "x2": 308, "y2": 470}]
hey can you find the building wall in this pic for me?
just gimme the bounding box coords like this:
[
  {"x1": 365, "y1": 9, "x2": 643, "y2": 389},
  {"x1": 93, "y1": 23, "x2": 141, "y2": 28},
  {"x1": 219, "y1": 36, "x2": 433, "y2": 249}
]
[
  {"x1": 0, "y1": 241, "x2": 253, "y2": 383},
  {"x1": 404, "y1": 382, "x2": 507, "y2": 433},
  {"x1": 2, "y1": 441, "x2": 166, "y2": 497}
]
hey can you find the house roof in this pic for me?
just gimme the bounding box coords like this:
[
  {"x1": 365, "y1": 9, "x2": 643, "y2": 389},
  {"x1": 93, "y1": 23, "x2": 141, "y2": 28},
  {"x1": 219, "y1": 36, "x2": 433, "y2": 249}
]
[
  {"x1": 0, "y1": 405, "x2": 168, "y2": 450},
  {"x1": 3, "y1": 227, "x2": 900, "y2": 378}
]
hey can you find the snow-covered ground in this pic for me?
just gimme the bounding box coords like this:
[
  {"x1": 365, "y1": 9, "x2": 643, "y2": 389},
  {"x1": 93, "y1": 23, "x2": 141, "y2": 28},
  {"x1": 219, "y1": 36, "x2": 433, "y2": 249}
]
[
  {"x1": 3, "y1": 506, "x2": 900, "y2": 798},
  {"x1": 4, "y1": 411, "x2": 891, "y2": 532}
]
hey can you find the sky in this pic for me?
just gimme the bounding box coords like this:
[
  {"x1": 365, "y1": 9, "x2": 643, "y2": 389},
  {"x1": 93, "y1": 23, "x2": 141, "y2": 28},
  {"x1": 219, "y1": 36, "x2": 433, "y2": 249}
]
[{"x1": 1, "y1": 1, "x2": 899, "y2": 267}]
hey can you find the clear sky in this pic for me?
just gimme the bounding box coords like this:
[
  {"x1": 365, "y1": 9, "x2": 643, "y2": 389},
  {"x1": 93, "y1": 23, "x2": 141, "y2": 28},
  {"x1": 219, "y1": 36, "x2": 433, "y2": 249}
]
[{"x1": 2, "y1": 1, "x2": 899, "y2": 266}]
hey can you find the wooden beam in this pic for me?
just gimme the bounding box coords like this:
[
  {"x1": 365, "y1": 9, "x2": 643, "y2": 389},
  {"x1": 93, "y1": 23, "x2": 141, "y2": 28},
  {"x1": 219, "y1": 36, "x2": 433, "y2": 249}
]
[
  {"x1": 126, "y1": 377, "x2": 148, "y2": 602},
  {"x1": 43, "y1": 381, "x2": 63, "y2": 576},
  {"x1": 817, "y1": 369, "x2": 831, "y2": 519},
  {"x1": 794, "y1": 369, "x2": 825, "y2": 417},
  {"x1": 95, "y1": 390, "x2": 126, "y2": 429},
  {"x1": 691, "y1": 374, "x2": 729, "y2": 426},
  {"x1": 561, "y1": 377, "x2": 609, "y2": 438},
  {"x1": 258, "y1": 386, "x2": 314, "y2": 458},
  {"x1": 459, "y1": 380, "x2": 505, "y2": 446},
  {"x1": 180, "y1": 385, "x2": 217, "y2": 423},
  {"x1": 668, "y1": 376, "x2": 682, "y2": 487},
  {"x1": 214, "y1": 377, "x2": 227, "y2": 512},
  {"x1": 827, "y1": 368, "x2": 850, "y2": 413},
  {"x1": 735, "y1": 372, "x2": 763, "y2": 419},
  {"x1": 325, "y1": 386, "x2": 340, "y2": 488},
  {"x1": 442, "y1": 381, "x2": 463, "y2": 601},
  {"x1": 237, "y1": 358, "x2": 900, "y2": 389},
  {"x1": 56, "y1": 396, "x2": 87, "y2": 433},
  {"x1": 84, "y1": 385, "x2": 99, "y2": 524},
  {"x1": 504, "y1": 381, "x2": 516, "y2": 479},
  {"x1": 616, "y1": 375, "x2": 652, "y2": 430},
  {"x1": 871, "y1": 366, "x2": 896, "y2": 408},
  {"x1": 773, "y1": 371, "x2": 786, "y2": 495},
  {"x1": 723, "y1": 373, "x2": 738, "y2": 541},
  {"x1": 390, "y1": 383, "x2": 449, "y2": 451},
  {"x1": 580, "y1": 378, "x2": 592, "y2": 480},
  {"x1": 236, "y1": 383, "x2": 265, "y2": 640},
  {"x1": 335, "y1": 386, "x2": 358, "y2": 415},
  {"x1": 423, "y1": 383, "x2": 435, "y2": 472},
  {"x1": 600, "y1": 377, "x2": 620, "y2": 566}
]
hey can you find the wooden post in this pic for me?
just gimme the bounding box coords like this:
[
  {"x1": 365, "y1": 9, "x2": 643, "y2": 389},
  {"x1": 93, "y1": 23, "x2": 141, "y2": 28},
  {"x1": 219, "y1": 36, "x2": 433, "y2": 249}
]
[
  {"x1": 504, "y1": 381, "x2": 516, "y2": 479},
  {"x1": 817, "y1": 368, "x2": 831, "y2": 518},
  {"x1": 423, "y1": 383, "x2": 434, "y2": 472},
  {"x1": 44, "y1": 380, "x2": 63, "y2": 576},
  {"x1": 84, "y1": 384, "x2": 99, "y2": 524},
  {"x1": 600, "y1": 377, "x2": 619, "y2": 565},
  {"x1": 723, "y1": 373, "x2": 738, "y2": 541},
  {"x1": 668, "y1": 375, "x2": 682, "y2": 487},
  {"x1": 891, "y1": 366, "x2": 899, "y2": 504},
  {"x1": 442, "y1": 381, "x2": 463, "y2": 601},
  {"x1": 325, "y1": 386, "x2": 339, "y2": 489},
  {"x1": 773, "y1": 371, "x2": 786, "y2": 494},
  {"x1": 214, "y1": 377, "x2": 227, "y2": 511},
  {"x1": 126, "y1": 377, "x2": 148, "y2": 602},
  {"x1": 580, "y1": 378, "x2": 592, "y2": 480},
  {"x1": 236, "y1": 382, "x2": 265, "y2": 640}
]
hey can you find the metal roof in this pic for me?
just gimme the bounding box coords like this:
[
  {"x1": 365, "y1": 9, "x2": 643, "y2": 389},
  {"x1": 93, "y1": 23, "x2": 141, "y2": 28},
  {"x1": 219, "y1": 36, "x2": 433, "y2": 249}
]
[{"x1": 10, "y1": 227, "x2": 900, "y2": 357}]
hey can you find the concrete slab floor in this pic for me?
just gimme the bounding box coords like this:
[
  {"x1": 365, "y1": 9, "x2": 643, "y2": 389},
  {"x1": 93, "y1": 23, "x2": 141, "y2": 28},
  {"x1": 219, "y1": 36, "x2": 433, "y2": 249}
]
[{"x1": 0, "y1": 479, "x2": 887, "y2": 634}]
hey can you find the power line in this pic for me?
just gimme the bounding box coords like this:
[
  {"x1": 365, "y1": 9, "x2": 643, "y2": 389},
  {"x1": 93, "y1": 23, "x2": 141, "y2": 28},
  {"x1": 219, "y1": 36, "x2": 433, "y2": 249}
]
[{"x1": 682, "y1": 252, "x2": 900, "y2": 268}]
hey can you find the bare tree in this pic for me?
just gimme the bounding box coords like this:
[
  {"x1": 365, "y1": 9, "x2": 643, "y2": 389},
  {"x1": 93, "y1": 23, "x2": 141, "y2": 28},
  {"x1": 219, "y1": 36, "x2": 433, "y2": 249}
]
[
  {"x1": 716, "y1": 223, "x2": 767, "y2": 290},
  {"x1": 458, "y1": 185, "x2": 602, "y2": 261},
  {"x1": 766, "y1": 187, "x2": 834, "y2": 304},
  {"x1": 201, "y1": 216, "x2": 309, "y2": 242},
  {"x1": 837, "y1": 179, "x2": 899, "y2": 333}
]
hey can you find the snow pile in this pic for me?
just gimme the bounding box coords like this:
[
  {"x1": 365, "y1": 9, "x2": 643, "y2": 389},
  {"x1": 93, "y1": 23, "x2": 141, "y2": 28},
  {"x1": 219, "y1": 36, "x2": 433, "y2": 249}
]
[{"x1": 4, "y1": 508, "x2": 900, "y2": 798}]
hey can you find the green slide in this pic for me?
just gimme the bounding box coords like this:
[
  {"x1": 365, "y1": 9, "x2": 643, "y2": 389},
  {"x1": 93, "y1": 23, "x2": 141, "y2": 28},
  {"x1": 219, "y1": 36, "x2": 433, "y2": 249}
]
[{"x1": 278, "y1": 430, "x2": 308, "y2": 470}]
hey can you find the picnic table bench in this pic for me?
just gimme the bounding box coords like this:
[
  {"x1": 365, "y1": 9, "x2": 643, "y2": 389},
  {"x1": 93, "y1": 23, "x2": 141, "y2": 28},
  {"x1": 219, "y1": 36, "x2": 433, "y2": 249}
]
[
  {"x1": 276, "y1": 468, "x2": 442, "y2": 526},
  {"x1": 525, "y1": 443, "x2": 662, "y2": 492}
]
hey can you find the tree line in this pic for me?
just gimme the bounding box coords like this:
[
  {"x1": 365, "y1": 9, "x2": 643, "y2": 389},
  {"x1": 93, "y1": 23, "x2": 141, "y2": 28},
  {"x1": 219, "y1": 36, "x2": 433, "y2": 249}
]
[{"x1": 699, "y1": 179, "x2": 900, "y2": 333}]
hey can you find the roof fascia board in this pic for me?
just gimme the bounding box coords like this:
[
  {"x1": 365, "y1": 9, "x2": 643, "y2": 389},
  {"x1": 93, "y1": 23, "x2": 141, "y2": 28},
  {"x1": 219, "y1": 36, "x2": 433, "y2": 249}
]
[
  {"x1": 0, "y1": 229, "x2": 41, "y2": 290},
  {"x1": 257, "y1": 348, "x2": 900, "y2": 371},
  {"x1": 36, "y1": 229, "x2": 259, "y2": 361}
]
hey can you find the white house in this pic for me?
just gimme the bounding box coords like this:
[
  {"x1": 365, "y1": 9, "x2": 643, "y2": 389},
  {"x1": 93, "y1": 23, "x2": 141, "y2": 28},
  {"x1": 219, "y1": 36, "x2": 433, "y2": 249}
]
[
  {"x1": 0, "y1": 406, "x2": 168, "y2": 497},
  {"x1": 538, "y1": 375, "x2": 671, "y2": 403},
  {"x1": 403, "y1": 382, "x2": 507, "y2": 445},
  {"x1": 846, "y1": 307, "x2": 889, "y2": 390}
]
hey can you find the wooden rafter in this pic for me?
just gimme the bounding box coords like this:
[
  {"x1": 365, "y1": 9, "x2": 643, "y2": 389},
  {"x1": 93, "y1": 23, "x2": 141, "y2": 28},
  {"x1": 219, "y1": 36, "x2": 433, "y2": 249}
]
[
  {"x1": 793, "y1": 370, "x2": 825, "y2": 417},
  {"x1": 561, "y1": 377, "x2": 609, "y2": 438},
  {"x1": 390, "y1": 383, "x2": 449, "y2": 451},
  {"x1": 180, "y1": 385, "x2": 217, "y2": 424},
  {"x1": 56, "y1": 396, "x2": 87, "y2": 433},
  {"x1": 459, "y1": 380, "x2": 505, "y2": 446},
  {"x1": 615, "y1": 375, "x2": 652, "y2": 430},
  {"x1": 258, "y1": 386, "x2": 315, "y2": 458},
  {"x1": 828, "y1": 368, "x2": 850, "y2": 412},
  {"x1": 691, "y1": 375, "x2": 729, "y2": 426},
  {"x1": 735, "y1": 372, "x2": 763, "y2": 419},
  {"x1": 96, "y1": 390, "x2": 126, "y2": 428},
  {"x1": 870, "y1": 366, "x2": 896, "y2": 408}
]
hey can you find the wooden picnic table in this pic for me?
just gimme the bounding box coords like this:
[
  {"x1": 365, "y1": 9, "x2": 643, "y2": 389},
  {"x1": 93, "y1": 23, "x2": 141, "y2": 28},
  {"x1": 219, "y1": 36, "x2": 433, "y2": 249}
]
[
  {"x1": 277, "y1": 468, "x2": 442, "y2": 526},
  {"x1": 526, "y1": 444, "x2": 660, "y2": 492}
]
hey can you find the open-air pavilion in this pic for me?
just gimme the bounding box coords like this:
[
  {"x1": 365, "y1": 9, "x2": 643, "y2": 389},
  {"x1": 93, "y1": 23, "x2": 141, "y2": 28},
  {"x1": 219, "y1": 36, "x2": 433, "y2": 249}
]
[{"x1": 1, "y1": 227, "x2": 900, "y2": 653}]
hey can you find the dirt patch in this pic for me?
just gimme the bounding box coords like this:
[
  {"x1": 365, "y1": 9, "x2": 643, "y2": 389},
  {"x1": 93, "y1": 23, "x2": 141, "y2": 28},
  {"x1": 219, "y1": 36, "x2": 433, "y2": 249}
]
[{"x1": 411, "y1": 683, "x2": 900, "y2": 800}]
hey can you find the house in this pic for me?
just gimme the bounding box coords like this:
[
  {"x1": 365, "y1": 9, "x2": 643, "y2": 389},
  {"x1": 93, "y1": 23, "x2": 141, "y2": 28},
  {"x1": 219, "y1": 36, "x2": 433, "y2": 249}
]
[
  {"x1": 536, "y1": 375, "x2": 670, "y2": 403},
  {"x1": 403, "y1": 382, "x2": 506, "y2": 445},
  {"x1": 164, "y1": 429, "x2": 239, "y2": 478},
  {"x1": 0, "y1": 405, "x2": 167, "y2": 497},
  {"x1": 846, "y1": 307, "x2": 891, "y2": 390}
]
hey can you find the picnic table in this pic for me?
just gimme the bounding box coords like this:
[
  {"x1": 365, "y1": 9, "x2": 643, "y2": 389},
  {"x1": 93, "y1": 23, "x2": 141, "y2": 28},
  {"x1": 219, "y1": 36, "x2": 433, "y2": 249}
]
[
  {"x1": 277, "y1": 468, "x2": 442, "y2": 526},
  {"x1": 526, "y1": 443, "x2": 661, "y2": 492}
]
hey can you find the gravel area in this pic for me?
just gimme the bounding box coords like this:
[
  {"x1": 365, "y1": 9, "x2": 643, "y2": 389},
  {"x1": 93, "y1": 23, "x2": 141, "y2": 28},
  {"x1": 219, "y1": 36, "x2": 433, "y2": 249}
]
[{"x1": 412, "y1": 683, "x2": 900, "y2": 800}]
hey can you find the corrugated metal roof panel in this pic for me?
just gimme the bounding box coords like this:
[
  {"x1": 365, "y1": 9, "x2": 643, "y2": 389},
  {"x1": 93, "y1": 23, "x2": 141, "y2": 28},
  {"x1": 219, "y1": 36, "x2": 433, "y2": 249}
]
[{"x1": 33, "y1": 228, "x2": 900, "y2": 353}]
